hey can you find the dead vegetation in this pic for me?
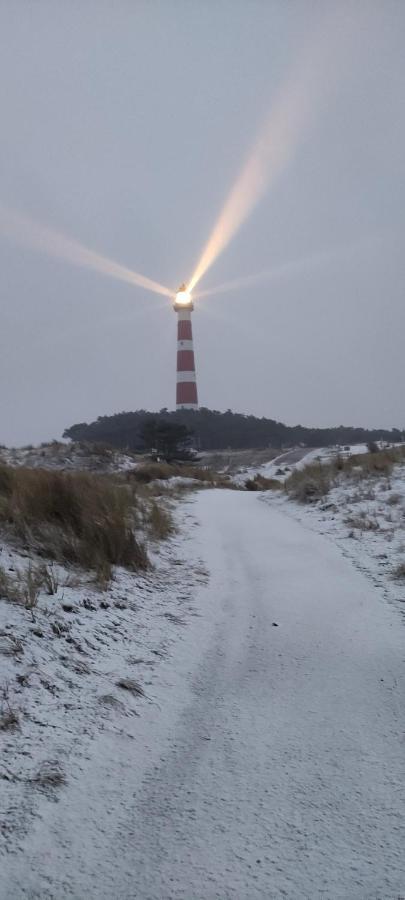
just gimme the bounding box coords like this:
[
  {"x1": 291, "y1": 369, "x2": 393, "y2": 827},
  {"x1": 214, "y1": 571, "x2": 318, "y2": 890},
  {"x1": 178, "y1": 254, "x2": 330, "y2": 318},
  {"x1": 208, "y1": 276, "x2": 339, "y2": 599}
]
[
  {"x1": 0, "y1": 707, "x2": 19, "y2": 731},
  {"x1": 163, "y1": 611, "x2": 186, "y2": 625},
  {"x1": 30, "y1": 760, "x2": 66, "y2": 790},
  {"x1": 245, "y1": 474, "x2": 283, "y2": 492},
  {"x1": 392, "y1": 561, "x2": 405, "y2": 580},
  {"x1": 0, "y1": 684, "x2": 19, "y2": 731},
  {"x1": 285, "y1": 446, "x2": 405, "y2": 504},
  {"x1": 285, "y1": 462, "x2": 332, "y2": 503},
  {"x1": 97, "y1": 693, "x2": 126, "y2": 713},
  {"x1": 22, "y1": 564, "x2": 43, "y2": 610},
  {"x1": 146, "y1": 500, "x2": 174, "y2": 540},
  {"x1": 40, "y1": 563, "x2": 59, "y2": 595},
  {"x1": 0, "y1": 464, "x2": 148, "y2": 579},
  {"x1": 345, "y1": 512, "x2": 380, "y2": 532},
  {"x1": 92, "y1": 559, "x2": 114, "y2": 591},
  {"x1": 0, "y1": 455, "x2": 235, "y2": 600},
  {"x1": 387, "y1": 492, "x2": 402, "y2": 506},
  {"x1": 115, "y1": 676, "x2": 145, "y2": 696},
  {"x1": 129, "y1": 461, "x2": 232, "y2": 488},
  {"x1": 0, "y1": 562, "x2": 56, "y2": 608},
  {"x1": 0, "y1": 566, "x2": 18, "y2": 602},
  {"x1": 0, "y1": 632, "x2": 24, "y2": 656}
]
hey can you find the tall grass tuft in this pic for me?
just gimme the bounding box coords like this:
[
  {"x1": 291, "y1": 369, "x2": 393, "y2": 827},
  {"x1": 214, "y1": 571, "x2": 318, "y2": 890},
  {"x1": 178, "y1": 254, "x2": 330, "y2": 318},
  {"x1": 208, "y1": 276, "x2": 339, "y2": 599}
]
[
  {"x1": 0, "y1": 465, "x2": 148, "y2": 574},
  {"x1": 147, "y1": 500, "x2": 174, "y2": 540},
  {"x1": 285, "y1": 462, "x2": 332, "y2": 503}
]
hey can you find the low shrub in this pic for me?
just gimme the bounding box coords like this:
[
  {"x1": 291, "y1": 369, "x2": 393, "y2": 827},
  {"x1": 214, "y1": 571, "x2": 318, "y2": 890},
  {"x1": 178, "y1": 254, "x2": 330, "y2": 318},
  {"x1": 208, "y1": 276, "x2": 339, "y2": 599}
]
[
  {"x1": 347, "y1": 446, "x2": 405, "y2": 478},
  {"x1": 130, "y1": 462, "x2": 176, "y2": 484},
  {"x1": 285, "y1": 463, "x2": 332, "y2": 503},
  {"x1": 245, "y1": 475, "x2": 282, "y2": 491},
  {"x1": 345, "y1": 513, "x2": 379, "y2": 532}
]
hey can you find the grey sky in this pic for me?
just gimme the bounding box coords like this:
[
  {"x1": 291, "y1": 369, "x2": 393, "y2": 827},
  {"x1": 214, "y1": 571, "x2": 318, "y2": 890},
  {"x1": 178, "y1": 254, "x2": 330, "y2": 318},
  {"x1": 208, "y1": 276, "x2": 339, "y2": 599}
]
[{"x1": 0, "y1": 1, "x2": 404, "y2": 445}]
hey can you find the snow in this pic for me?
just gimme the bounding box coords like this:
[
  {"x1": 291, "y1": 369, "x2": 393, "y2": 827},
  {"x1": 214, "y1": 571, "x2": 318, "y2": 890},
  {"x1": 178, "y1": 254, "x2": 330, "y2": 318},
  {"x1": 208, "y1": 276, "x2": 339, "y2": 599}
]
[
  {"x1": 232, "y1": 446, "x2": 313, "y2": 485},
  {"x1": 2, "y1": 487, "x2": 405, "y2": 898},
  {"x1": 0, "y1": 498, "x2": 211, "y2": 886},
  {"x1": 233, "y1": 442, "x2": 405, "y2": 488},
  {"x1": 264, "y1": 454, "x2": 405, "y2": 625},
  {"x1": 0, "y1": 443, "x2": 139, "y2": 474}
]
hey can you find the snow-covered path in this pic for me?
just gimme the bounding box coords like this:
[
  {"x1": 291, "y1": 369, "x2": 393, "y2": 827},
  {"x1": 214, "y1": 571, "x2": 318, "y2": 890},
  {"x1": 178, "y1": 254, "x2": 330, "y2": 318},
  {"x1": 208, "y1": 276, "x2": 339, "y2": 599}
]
[{"x1": 4, "y1": 490, "x2": 405, "y2": 899}]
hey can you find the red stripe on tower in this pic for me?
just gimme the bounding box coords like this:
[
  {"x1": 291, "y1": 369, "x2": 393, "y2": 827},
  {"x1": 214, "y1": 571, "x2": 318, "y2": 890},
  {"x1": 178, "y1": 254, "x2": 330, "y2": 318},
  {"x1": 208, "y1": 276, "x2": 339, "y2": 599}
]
[
  {"x1": 177, "y1": 380, "x2": 198, "y2": 406},
  {"x1": 177, "y1": 349, "x2": 195, "y2": 371},
  {"x1": 173, "y1": 286, "x2": 198, "y2": 410},
  {"x1": 178, "y1": 319, "x2": 192, "y2": 341}
]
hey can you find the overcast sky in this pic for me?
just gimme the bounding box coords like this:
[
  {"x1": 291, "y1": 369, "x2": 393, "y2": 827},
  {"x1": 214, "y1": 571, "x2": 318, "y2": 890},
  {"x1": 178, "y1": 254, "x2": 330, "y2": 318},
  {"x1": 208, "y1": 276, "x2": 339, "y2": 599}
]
[{"x1": 0, "y1": 1, "x2": 404, "y2": 445}]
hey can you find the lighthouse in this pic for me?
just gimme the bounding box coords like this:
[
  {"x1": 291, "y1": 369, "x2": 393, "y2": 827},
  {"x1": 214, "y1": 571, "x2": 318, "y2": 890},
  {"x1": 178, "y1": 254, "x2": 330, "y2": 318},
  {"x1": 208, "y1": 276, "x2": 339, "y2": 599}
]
[{"x1": 173, "y1": 284, "x2": 198, "y2": 410}]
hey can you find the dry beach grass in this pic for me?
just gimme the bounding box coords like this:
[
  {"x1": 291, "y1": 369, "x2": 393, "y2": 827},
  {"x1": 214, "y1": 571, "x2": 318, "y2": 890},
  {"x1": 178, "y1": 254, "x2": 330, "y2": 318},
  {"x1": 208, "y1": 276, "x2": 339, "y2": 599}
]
[{"x1": 284, "y1": 445, "x2": 405, "y2": 504}]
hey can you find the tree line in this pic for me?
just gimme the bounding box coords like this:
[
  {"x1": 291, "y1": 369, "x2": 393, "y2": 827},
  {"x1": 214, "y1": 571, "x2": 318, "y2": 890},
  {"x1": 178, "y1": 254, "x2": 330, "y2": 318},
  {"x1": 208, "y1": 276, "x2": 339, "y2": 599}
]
[{"x1": 63, "y1": 407, "x2": 405, "y2": 453}]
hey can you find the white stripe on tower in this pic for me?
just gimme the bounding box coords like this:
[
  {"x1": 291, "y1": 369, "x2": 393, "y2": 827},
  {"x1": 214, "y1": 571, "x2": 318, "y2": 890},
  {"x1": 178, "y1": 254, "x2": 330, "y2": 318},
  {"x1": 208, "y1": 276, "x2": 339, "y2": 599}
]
[
  {"x1": 176, "y1": 370, "x2": 197, "y2": 383},
  {"x1": 175, "y1": 307, "x2": 198, "y2": 409}
]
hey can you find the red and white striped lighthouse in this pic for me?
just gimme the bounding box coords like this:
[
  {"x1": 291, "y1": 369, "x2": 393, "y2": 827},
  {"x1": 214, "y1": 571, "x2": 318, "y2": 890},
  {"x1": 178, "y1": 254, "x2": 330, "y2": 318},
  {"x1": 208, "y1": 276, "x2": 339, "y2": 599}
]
[{"x1": 174, "y1": 284, "x2": 198, "y2": 410}]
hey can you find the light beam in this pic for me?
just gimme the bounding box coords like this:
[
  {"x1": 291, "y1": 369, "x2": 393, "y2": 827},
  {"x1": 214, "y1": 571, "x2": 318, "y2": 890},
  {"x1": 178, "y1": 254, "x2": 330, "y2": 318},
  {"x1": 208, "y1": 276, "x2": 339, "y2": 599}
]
[
  {"x1": 0, "y1": 206, "x2": 173, "y2": 299},
  {"x1": 188, "y1": 9, "x2": 360, "y2": 294},
  {"x1": 195, "y1": 236, "x2": 387, "y2": 301}
]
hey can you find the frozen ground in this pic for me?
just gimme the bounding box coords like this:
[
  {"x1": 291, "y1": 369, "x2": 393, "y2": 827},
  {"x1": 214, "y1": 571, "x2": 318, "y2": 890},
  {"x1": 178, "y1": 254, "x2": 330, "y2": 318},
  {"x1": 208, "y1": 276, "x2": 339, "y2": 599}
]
[{"x1": 2, "y1": 487, "x2": 405, "y2": 899}]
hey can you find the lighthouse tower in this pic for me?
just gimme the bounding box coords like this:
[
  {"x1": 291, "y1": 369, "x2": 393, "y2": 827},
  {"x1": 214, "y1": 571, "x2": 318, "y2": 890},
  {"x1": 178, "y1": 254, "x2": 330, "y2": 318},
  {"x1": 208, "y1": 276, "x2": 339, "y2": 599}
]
[{"x1": 173, "y1": 284, "x2": 198, "y2": 410}]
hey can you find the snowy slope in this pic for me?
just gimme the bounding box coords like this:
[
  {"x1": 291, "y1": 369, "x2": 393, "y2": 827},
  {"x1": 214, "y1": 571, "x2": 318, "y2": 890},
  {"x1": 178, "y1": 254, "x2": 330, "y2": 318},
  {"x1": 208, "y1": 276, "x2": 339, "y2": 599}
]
[
  {"x1": 0, "y1": 442, "x2": 139, "y2": 473},
  {"x1": 3, "y1": 490, "x2": 405, "y2": 899},
  {"x1": 267, "y1": 457, "x2": 405, "y2": 623},
  {"x1": 234, "y1": 442, "x2": 403, "y2": 487},
  {"x1": 0, "y1": 497, "x2": 210, "y2": 881}
]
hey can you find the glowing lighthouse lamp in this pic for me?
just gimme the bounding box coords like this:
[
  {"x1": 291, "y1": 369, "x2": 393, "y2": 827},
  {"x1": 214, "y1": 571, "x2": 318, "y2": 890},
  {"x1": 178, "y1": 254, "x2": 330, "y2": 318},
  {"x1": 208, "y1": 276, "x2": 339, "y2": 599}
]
[{"x1": 173, "y1": 284, "x2": 198, "y2": 410}]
